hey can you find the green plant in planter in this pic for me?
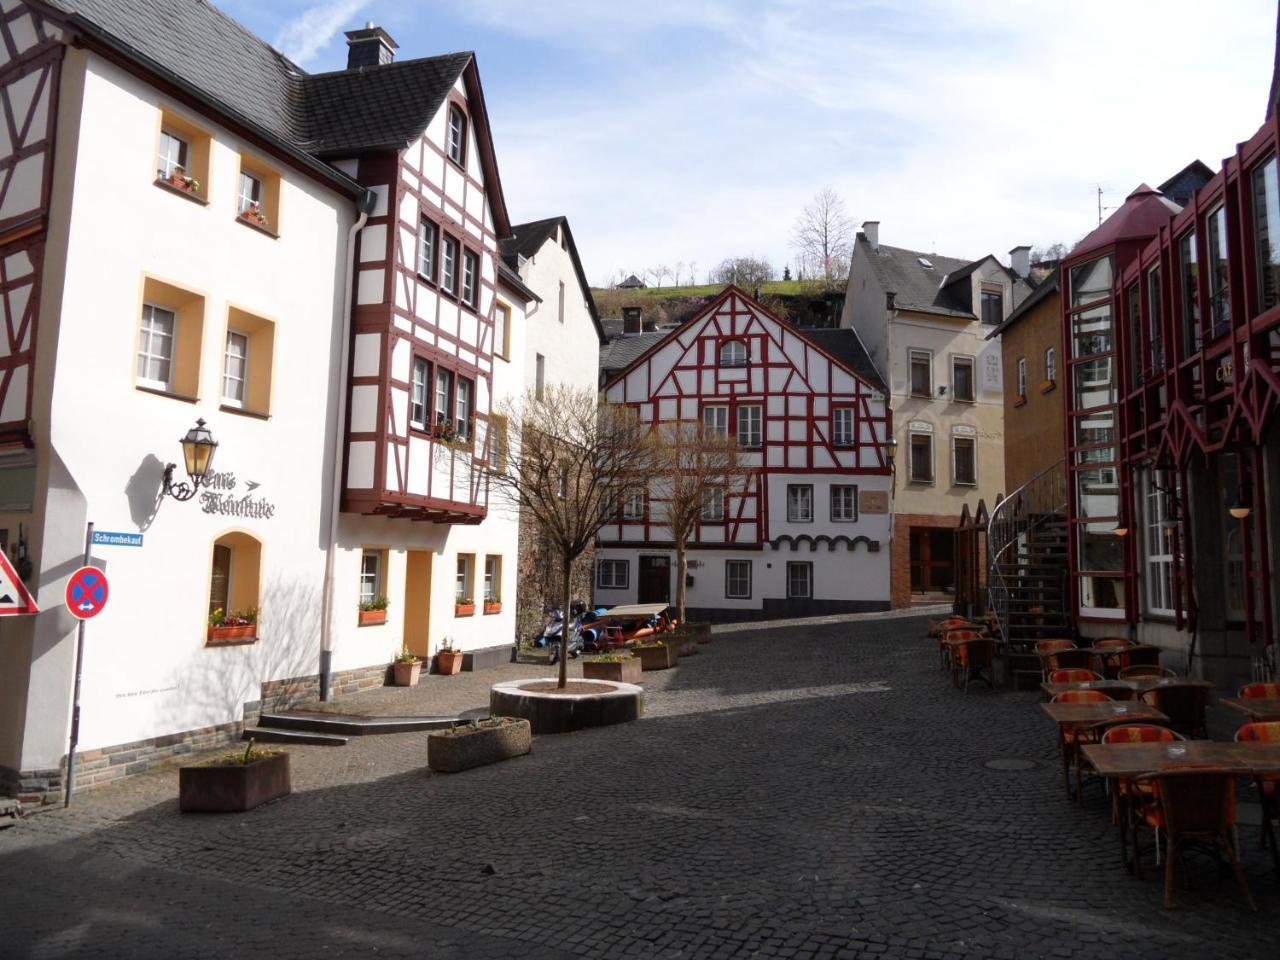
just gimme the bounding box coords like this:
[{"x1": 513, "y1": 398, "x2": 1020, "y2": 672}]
[
  {"x1": 441, "y1": 716, "x2": 513, "y2": 737},
  {"x1": 204, "y1": 737, "x2": 283, "y2": 767},
  {"x1": 359, "y1": 596, "x2": 390, "y2": 612},
  {"x1": 632, "y1": 639, "x2": 667, "y2": 649},
  {"x1": 209, "y1": 607, "x2": 258, "y2": 628},
  {"x1": 395, "y1": 648, "x2": 420, "y2": 664},
  {"x1": 588, "y1": 651, "x2": 635, "y2": 663}
]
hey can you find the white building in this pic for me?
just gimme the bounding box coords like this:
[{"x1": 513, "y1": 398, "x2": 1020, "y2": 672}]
[
  {"x1": 0, "y1": 1, "x2": 532, "y2": 805},
  {"x1": 598, "y1": 288, "x2": 893, "y2": 621}
]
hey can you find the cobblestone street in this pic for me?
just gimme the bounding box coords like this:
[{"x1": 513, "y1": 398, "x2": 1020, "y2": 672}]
[{"x1": 1, "y1": 614, "x2": 1275, "y2": 959}]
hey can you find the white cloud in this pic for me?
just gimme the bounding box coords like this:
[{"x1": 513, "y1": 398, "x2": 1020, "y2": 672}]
[{"x1": 275, "y1": 0, "x2": 371, "y2": 66}]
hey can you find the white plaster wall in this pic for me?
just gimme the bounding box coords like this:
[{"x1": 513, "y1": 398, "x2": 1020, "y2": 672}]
[{"x1": 518, "y1": 225, "x2": 600, "y2": 395}]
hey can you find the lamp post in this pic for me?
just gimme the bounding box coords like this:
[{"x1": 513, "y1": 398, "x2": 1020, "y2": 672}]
[{"x1": 163, "y1": 418, "x2": 218, "y2": 501}]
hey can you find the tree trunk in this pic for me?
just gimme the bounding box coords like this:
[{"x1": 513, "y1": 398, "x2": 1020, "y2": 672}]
[
  {"x1": 559, "y1": 554, "x2": 572, "y2": 689},
  {"x1": 675, "y1": 539, "x2": 687, "y2": 627}
]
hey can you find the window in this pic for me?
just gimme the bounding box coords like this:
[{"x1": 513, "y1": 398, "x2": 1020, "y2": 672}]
[
  {"x1": 980, "y1": 289, "x2": 1003, "y2": 325},
  {"x1": 221, "y1": 331, "x2": 248, "y2": 407},
  {"x1": 1016, "y1": 357, "x2": 1027, "y2": 397},
  {"x1": 725, "y1": 559, "x2": 751, "y2": 599},
  {"x1": 1252, "y1": 153, "x2": 1280, "y2": 311},
  {"x1": 1206, "y1": 205, "x2": 1231, "y2": 338},
  {"x1": 786, "y1": 484, "x2": 813, "y2": 522},
  {"x1": 1178, "y1": 231, "x2": 1199, "y2": 353},
  {"x1": 737, "y1": 405, "x2": 762, "y2": 447},
  {"x1": 830, "y1": 484, "x2": 858, "y2": 521},
  {"x1": 1147, "y1": 267, "x2": 1164, "y2": 371},
  {"x1": 951, "y1": 356, "x2": 974, "y2": 402},
  {"x1": 209, "y1": 544, "x2": 231, "y2": 617},
  {"x1": 489, "y1": 414, "x2": 508, "y2": 470},
  {"x1": 494, "y1": 302, "x2": 510, "y2": 359},
  {"x1": 622, "y1": 489, "x2": 645, "y2": 519},
  {"x1": 208, "y1": 533, "x2": 262, "y2": 642},
  {"x1": 137, "y1": 304, "x2": 175, "y2": 389},
  {"x1": 702, "y1": 405, "x2": 728, "y2": 437},
  {"x1": 156, "y1": 114, "x2": 210, "y2": 197},
  {"x1": 410, "y1": 357, "x2": 430, "y2": 430},
  {"x1": 1044, "y1": 347, "x2": 1056, "y2": 384},
  {"x1": 157, "y1": 129, "x2": 188, "y2": 180},
  {"x1": 360, "y1": 550, "x2": 382, "y2": 606},
  {"x1": 1142, "y1": 469, "x2": 1177, "y2": 616},
  {"x1": 455, "y1": 378, "x2": 473, "y2": 438},
  {"x1": 456, "y1": 554, "x2": 475, "y2": 603},
  {"x1": 447, "y1": 104, "x2": 466, "y2": 166},
  {"x1": 952, "y1": 436, "x2": 976, "y2": 485},
  {"x1": 700, "y1": 488, "x2": 724, "y2": 522},
  {"x1": 719, "y1": 340, "x2": 748, "y2": 367},
  {"x1": 462, "y1": 249, "x2": 479, "y2": 309},
  {"x1": 909, "y1": 350, "x2": 931, "y2": 397},
  {"x1": 418, "y1": 219, "x2": 437, "y2": 281},
  {"x1": 535, "y1": 354, "x2": 545, "y2": 400},
  {"x1": 558, "y1": 280, "x2": 565, "y2": 323},
  {"x1": 909, "y1": 433, "x2": 933, "y2": 483},
  {"x1": 234, "y1": 156, "x2": 279, "y2": 232},
  {"x1": 484, "y1": 556, "x2": 501, "y2": 604},
  {"x1": 833, "y1": 407, "x2": 854, "y2": 446},
  {"x1": 237, "y1": 172, "x2": 261, "y2": 216},
  {"x1": 597, "y1": 559, "x2": 628, "y2": 589},
  {"x1": 786, "y1": 561, "x2": 812, "y2": 599},
  {"x1": 441, "y1": 235, "x2": 459, "y2": 295}
]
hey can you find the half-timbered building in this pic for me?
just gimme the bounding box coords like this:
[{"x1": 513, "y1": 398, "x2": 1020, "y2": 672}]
[{"x1": 599, "y1": 287, "x2": 892, "y2": 621}]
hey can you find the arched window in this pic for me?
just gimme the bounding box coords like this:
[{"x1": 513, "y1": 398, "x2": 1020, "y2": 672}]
[
  {"x1": 447, "y1": 105, "x2": 467, "y2": 166},
  {"x1": 207, "y1": 532, "x2": 262, "y2": 645},
  {"x1": 719, "y1": 340, "x2": 748, "y2": 367}
]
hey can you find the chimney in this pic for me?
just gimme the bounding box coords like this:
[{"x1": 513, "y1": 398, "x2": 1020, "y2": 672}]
[
  {"x1": 345, "y1": 23, "x2": 397, "y2": 69},
  {"x1": 622, "y1": 306, "x2": 642, "y2": 336},
  {"x1": 1008, "y1": 245, "x2": 1031, "y2": 278},
  {"x1": 862, "y1": 220, "x2": 880, "y2": 252}
]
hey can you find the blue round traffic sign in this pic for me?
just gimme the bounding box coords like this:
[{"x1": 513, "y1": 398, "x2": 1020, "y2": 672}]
[{"x1": 66, "y1": 566, "x2": 108, "y2": 620}]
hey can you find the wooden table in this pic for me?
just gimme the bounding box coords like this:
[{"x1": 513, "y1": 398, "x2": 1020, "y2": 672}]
[
  {"x1": 1220, "y1": 697, "x2": 1280, "y2": 721},
  {"x1": 1082, "y1": 740, "x2": 1280, "y2": 777},
  {"x1": 1040, "y1": 701, "x2": 1167, "y2": 725},
  {"x1": 1040, "y1": 678, "x2": 1213, "y2": 698}
]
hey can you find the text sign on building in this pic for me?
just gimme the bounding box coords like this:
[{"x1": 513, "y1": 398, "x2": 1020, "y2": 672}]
[
  {"x1": 65, "y1": 566, "x2": 108, "y2": 620},
  {"x1": 0, "y1": 549, "x2": 37, "y2": 615},
  {"x1": 859, "y1": 490, "x2": 890, "y2": 515},
  {"x1": 91, "y1": 530, "x2": 143, "y2": 548}
]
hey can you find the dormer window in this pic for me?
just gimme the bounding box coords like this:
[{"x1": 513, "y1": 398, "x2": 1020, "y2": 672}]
[
  {"x1": 980, "y1": 288, "x2": 1003, "y2": 325},
  {"x1": 719, "y1": 340, "x2": 748, "y2": 367},
  {"x1": 447, "y1": 105, "x2": 466, "y2": 167}
]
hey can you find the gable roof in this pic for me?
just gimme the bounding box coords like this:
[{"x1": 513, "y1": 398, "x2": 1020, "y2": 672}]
[
  {"x1": 617, "y1": 274, "x2": 646, "y2": 288},
  {"x1": 500, "y1": 216, "x2": 605, "y2": 344},
  {"x1": 600, "y1": 331, "x2": 668, "y2": 375},
  {"x1": 856, "y1": 237, "x2": 1033, "y2": 320},
  {"x1": 803, "y1": 329, "x2": 886, "y2": 392}
]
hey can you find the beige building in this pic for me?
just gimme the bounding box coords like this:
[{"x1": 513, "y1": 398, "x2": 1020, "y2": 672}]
[{"x1": 841, "y1": 224, "x2": 1031, "y2": 606}]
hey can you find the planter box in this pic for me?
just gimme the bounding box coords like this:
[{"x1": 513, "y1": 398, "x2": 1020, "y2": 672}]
[
  {"x1": 583, "y1": 658, "x2": 642, "y2": 684},
  {"x1": 633, "y1": 644, "x2": 677, "y2": 671},
  {"x1": 179, "y1": 752, "x2": 290, "y2": 813},
  {"x1": 359, "y1": 609, "x2": 387, "y2": 625},
  {"x1": 682, "y1": 622, "x2": 712, "y2": 645},
  {"x1": 428, "y1": 719, "x2": 531, "y2": 773},
  {"x1": 207, "y1": 624, "x2": 255, "y2": 644},
  {"x1": 436, "y1": 650, "x2": 464, "y2": 675},
  {"x1": 392, "y1": 660, "x2": 422, "y2": 686},
  {"x1": 455, "y1": 602, "x2": 475, "y2": 617},
  {"x1": 666, "y1": 631, "x2": 696, "y2": 657},
  {"x1": 483, "y1": 601, "x2": 502, "y2": 615}
]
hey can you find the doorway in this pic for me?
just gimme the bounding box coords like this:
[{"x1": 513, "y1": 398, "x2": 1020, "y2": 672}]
[
  {"x1": 403, "y1": 550, "x2": 432, "y2": 658},
  {"x1": 638, "y1": 555, "x2": 671, "y2": 605},
  {"x1": 909, "y1": 528, "x2": 954, "y2": 595}
]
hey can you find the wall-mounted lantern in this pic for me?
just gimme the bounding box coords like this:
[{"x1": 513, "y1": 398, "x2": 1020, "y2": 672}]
[
  {"x1": 885, "y1": 437, "x2": 899, "y2": 465},
  {"x1": 162, "y1": 418, "x2": 218, "y2": 502}
]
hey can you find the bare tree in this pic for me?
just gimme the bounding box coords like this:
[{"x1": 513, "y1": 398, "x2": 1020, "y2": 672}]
[
  {"x1": 687, "y1": 261, "x2": 697, "y2": 286},
  {"x1": 489, "y1": 386, "x2": 660, "y2": 688},
  {"x1": 672, "y1": 260, "x2": 685, "y2": 289},
  {"x1": 653, "y1": 264, "x2": 672, "y2": 288},
  {"x1": 710, "y1": 256, "x2": 774, "y2": 287},
  {"x1": 791, "y1": 187, "x2": 855, "y2": 282}
]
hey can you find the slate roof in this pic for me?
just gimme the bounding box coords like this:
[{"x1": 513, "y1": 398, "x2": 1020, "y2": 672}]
[
  {"x1": 499, "y1": 217, "x2": 605, "y2": 344},
  {"x1": 599, "y1": 331, "x2": 667, "y2": 375},
  {"x1": 1156, "y1": 160, "x2": 1213, "y2": 210},
  {"x1": 803, "y1": 329, "x2": 886, "y2": 393},
  {"x1": 857, "y1": 236, "x2": 1032, "y2": 320},
  {"x1": 617, "y1": 274, "x2": 646, "y2": 288},
  {"x1": 497, "y1": 261, "x2": 540, "y2": 304},
  {"x1": 985, "y1": 270, "x2": 1059, "y2": 339}
]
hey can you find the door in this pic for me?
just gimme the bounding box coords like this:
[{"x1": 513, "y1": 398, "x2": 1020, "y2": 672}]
[
  {"x1": 909, "y1": 529, "x2": 955, "y2": 594},
  {"x1": 638, "y1": 556, "x2": 671, "y2": 605},
  {"x1": 403, "y1": 550, "x2": 432, "y2": 658}
]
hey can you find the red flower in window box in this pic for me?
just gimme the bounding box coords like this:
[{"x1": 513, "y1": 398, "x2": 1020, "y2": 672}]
[
  {"x1": 238, "y1": 202, "x2": 269, "y2": 229},
  {"x1": 207, "y1": 607, "x2": 256, "y2": 644},
  {"x1": 164, "y1": 165, "x2": 200, "y2": 193}
]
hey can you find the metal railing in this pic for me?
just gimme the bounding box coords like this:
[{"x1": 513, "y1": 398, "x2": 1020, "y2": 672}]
[{"x1": 986, "y1": 458, "x2": 1067, "y2": 644}]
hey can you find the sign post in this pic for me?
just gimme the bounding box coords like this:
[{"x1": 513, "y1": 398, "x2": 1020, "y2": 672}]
[{"x1": 64, "y1": 523, "x2": 106, "y2": 807}]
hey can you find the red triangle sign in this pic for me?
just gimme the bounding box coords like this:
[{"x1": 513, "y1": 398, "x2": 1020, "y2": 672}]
[{"x1": 0, "y1": 548, "x2": 37, "y2": 615}]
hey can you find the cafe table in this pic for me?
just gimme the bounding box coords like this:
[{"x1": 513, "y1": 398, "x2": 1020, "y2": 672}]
[
  {"x1": 1040, "y1": 677, "x2": 1213, "y2": 699},
  {"x1": 1040, "y1": 700, "x2": 1168, "y2": 725},
  {"x1": 1082, "y1": 739, "x2": 1280, "y2": 777},
  {"x1": 1220, "y1": 697, "x2": 1280, "y2": 722}
]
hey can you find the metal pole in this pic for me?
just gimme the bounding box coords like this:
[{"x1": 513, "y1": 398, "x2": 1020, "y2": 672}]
[{"x1": 63, "y1": 521, "x2": 92, "y2": 807}]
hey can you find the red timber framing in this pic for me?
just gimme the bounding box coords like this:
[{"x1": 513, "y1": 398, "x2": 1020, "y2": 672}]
[
  {"x1": 599, "y1": 286, "x2": 891, "y2": 549},
  {"x1": 342, "y1": 63, "x2": 506, "y2": 524},
  {"x1": 0, "y1": 2, "x2": 61, "y2": 446},
  {"x1": 1063, "y1": 109, "x2": 1280, "y2": 651}
]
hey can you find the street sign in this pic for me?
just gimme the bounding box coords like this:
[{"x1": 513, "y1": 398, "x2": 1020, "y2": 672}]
[
  {"x1": 65, "y1": 566, "x2": 108, "y2": 620},
  {"x1": 0, "y1": 548, "x2": 37, "y2": 615},
  {"x1": 91, "y1": 531, "x2": 143, "y2": 548}
]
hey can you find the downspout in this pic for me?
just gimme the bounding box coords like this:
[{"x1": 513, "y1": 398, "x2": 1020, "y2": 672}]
[{"x1": 320, "y1": 188, "x2": 377, "y2": 701}]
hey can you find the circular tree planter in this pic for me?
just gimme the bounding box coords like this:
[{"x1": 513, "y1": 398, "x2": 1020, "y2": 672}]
[{"x1": 490, "y1": 678, "x2": 643, "y2": 734}]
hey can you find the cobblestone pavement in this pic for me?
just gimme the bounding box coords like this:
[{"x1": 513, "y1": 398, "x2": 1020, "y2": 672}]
[{"x1": 2, "y1": 616, "x2": 1276, "y2": 959}]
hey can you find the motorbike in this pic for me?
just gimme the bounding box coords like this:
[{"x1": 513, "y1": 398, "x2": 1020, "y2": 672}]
[{"x1": 543, "y1": 602, "x2": 585, "y2": 665}]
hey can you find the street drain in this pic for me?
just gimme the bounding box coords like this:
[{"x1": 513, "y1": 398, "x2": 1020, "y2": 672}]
[{"x1": 983, "y1": 758, "x2": 1038, "y2": 772}]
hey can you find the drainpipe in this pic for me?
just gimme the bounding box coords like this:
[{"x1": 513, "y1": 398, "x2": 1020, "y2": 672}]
[{"x1": 320, "y1": 188, "x2": 377, "y2": 701}]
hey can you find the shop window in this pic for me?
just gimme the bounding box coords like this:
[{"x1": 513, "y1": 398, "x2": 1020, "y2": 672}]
[
  {"x1": 235, "y1": 155, "x2": 280, "y2": 235},
  {"x1": 137, "y1": 277, "x2": 205, "y2": 399},
  {"x1": 1141, "y1": 469, "x2": 1177, "y2": 616},
  {"x1": 725, "y1": 559, "x2": 751, "y2": 599},
  {"x1": 207, "y1": 532, "x2": 262, "y2": 644},
  {"x1": 832, "y1": 407, "x2": 854, "y2": 446},
  {"x1": 597, "y1": 559, "x2": 628, "y2": 589},
  {"x1": 786, "y1": 484, "x2": 813, "y2": 522},
  {"x1": 736, "y1": 405, "x2": 762, "y2": 447},
  {"x1": 786, "y1": 561, "x2": 812, "y2": 599},
  {"x1": 909, "y1": 350, "x2": 932, "y2": 397},
  {"x1": 155, "y1": 111, "x2": 210, "y2": 199},
  {"x1": 909, "y1": 433, "x2": 933, "y2": 483},
  {"x1": 830, "y1": 484, "x2": 858, "y2": 521},
  {"x1": 951, "y1": 356, "x2": 974, "y2": 402}
]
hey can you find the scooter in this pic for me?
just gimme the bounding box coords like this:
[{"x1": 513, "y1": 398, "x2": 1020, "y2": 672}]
[{"x1": 545, "y1": 602, "x2": 585, "y2": 665}]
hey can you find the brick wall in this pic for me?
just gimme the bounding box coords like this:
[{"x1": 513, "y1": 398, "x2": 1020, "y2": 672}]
[
  {"x1": 1000, "y1": 290, "x2": 1066, "y2": 493},
  {"x1": 890, "y1": 512, "x2": 961, "y2": 608}
]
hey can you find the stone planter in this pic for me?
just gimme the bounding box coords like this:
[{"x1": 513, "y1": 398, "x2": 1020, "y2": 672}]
[
  {"x1": 491, "y1": 679, "x2": 643, "y2": 734},
  {"x1": 436, "y1": 649, "x2": 464, "y2": 675},
  {"x1": 634, "y1": 644, "x2": 677, "y2": 671},
  {"x1": 583, "y1": 657, "x2": 642, "y2": 684},
  {"x1": 392, "y1": 660, "x2": 422, "y2": 686},
  {"x1": 428, "y1": 718, "x2": 531, "y2": 773},
  {"x1": 682, "y1": 621, "x2": 712, "y2": 645},
  {"x1": 359, "y1": 609, "x2": 386, "y2": 625},
  {"x1": 179, "y1": 752, "x2": 290, "y2": 813},
  {"x1": 667, "y1": 630, "x2": 697, "y2": 657}
]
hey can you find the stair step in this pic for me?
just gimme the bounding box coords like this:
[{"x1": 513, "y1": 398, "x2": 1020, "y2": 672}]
[
  {"x1": 257, "y1": 712, "x2": 462, "y2": 736},
  {"x1": 244, "y1": 727, "x2": 349, "y2": 746}
]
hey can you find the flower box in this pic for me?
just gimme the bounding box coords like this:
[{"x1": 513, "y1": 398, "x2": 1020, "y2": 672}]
[
  {"x1": 455, "y1": 602, "x2": 475, "y2": 617},
  {"x1": 633, "y1": 644, "x2": 677, "y2": 671},
  {"x1": 583, "y1": 657, "x2": 642, "y2": 684},
  {"x1": 483, "y1": 601, "x2": 502, "y2": 615},
  {"x1": 207, "y1": 623, "x2": 256, "y2": 644},
  {"x1": 392, "y1": 659, "x2": 422, "y2": 686},
  {"x1": 428, "y1": 718, "x2": 531, "y2": 774},
  {"x1": 359, "y1": 609, "x2": 387, "y2": 625},
  {"x1": 1039, "y1": 380, "x2": 1056, "y2": 394},
  {"x1": 436, "y1": 649, "x2": 464, "y2": 675},
  {"x1": 1013, "y1": 394, "x2": 1028, "y2": 407},
  {"x1": 179, "y1": 751, "x2": 290, "y2": 813}
]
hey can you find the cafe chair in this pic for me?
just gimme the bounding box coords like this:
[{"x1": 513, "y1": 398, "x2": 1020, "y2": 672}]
[
  {"x1": 951, "y1": 636, "x2": 996, "y2": 692},
  {"x1": 1051, "y1": 689, "x2": 1113, "y2": 800},
  {"x1": 1117, "y1": 665, "x2": 1177, "y2": 680},
  {"x1": 1100, "y1": 724, "x2": 1183, "y2": 867},
  {"x1": 939, "y1": 627, "x2": 984, "y2": 672},
  {"x1": 1239, "y1": 682, "x2": 1280, "y2": 699},
  {"x1": 1123, "y1": 645, "x2": 1162, "y2": 669},
  {"x1": 1092, "y1": 637, "x2": 1130, "y2": 678},
  {"x1": 1235, "y1": 721, "x2": 1280, "y2": 874},
  {"x1": 1130, "y1": 768, "x2": 1255, "y2": 911},
  {"x1": 1048, "y1": 668, "x2": 1102, "y2": 684},
  {"x1": 1036, "y1": 639, "x2": 1076, "y2": 680},
  {"x1": 1140, "y1": 684, "x2": 1208, "y2": 740}
]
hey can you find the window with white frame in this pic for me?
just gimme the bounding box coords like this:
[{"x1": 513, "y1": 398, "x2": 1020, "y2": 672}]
[
  {"x1": 434, "y1": 368, "x2": 452, "y2": 427},
  {"x1": 622, "y1": 489, "x2": 645, "y2": 519},
  {"x1": 157, "y1": 129, "x2": 188, "y2": 180},
  {"x1": 484, "y1": 555, "x2": 501, "y2": 603},
  {"x1": 719, "y1": 340, "x2": 748, "y2": 367},
  {"x1": 909, "y1": 350, "x2": 932, "y2": 397},
  {"x1": 701, "y1": 488, "x2": 725, "y2": 521},
  {"x1": 137, "y1": 304, "x2": 176, "y2": 389},
  {"x1": 909, "y1": 432, "x2": 933, "y2": 483},
  {"x1": 1045, "y1": 347, "x2": 1057, "y2": 383},
  {"x1": 221, "y1": 331, "x2": 248, "y2": 406},
  {"x1": 951, "y1": 356, "x2": 974, "y2": 402},
  {"x1": 237, "y1": 171, "x2": 262, "y2": 217},
  {"x1": 410, "y1": 357, "x2": 430, "y2": 430},
  {"x1": 737, "y1": 404, "x2": 762, "y2": 447},
  {"x1": 952, "y1": 436, "x2": 977, "y2": 486},
  {"x1": 455, "y1": 378, "x2": 473, "y2": 438},
  {"x1": 1017, "y1": 357, "x2": 1027, "y2": 397},
  {"x1": 787, "y1": 484, "x2": 813, "y2": 522},
  {"x1": 441, "y1": 235, "x2": 459, "y2": 295},
  {"x1": 1142, "y1": 469, "x2": 1177, "y2": 616},
  {"x1": 456, "y1": 554, "x2": 474, "y2": 602},
  {"x1": 726, "y1": 559, "x2": 751, "y2": 599},
  {"x1": 447, "y1": 105, "x2": 466, "y2": 166},
  {"x1": 830, "y1": 484, "x2": 858, "y2": 521},
  {"x1": 786, "y1": 561, "x2": 812, "y2": 599},
  {"x1": 597, "y1": 558, "x2": 628, "y2": 589},
  {"x1": 833, "y1": 407, "x2": 854, "y2": 446},
  {"x1": 462, "y1": 249, "x2": 479, "y2": 309},
  {"x1": 359, "y1": 550, "x2": 382, "y2": 606},
  {"x1": 702, "y1": 405, "x2": 729, "y2": 437},
  {"x1": 418, "y1": 219, "x2": 437, "y2": 281}
]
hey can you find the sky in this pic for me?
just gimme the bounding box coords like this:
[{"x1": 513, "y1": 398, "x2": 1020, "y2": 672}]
[{"x1": 218, "y1": 0, "x2": 1278, "y2": 287}]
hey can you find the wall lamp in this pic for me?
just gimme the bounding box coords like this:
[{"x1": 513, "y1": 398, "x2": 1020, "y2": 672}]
[
  {"x1": 885, "y1": 437, "x2": 898, "y2": 465},
  {"x1": 162, "y1": 418, "x2": 218, "y2": 502}
]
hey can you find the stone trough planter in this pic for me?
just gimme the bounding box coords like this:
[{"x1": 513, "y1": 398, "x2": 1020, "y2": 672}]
[
  {"x1": 491, "y1": 678, "x2": 644, "y2": 734},
  {"x1": 633, "y1": 644, "x2": 677, "y2": 671},
  {"x1": 681, "y1": 621, "x2": 712, "y2": 646},
  {"x1": 179, "y1": 751, "x2": 290, "y2": 813},
  {"x1": 582, "y1": 656, "x2": 642, "y2": 684},
  {"x1": 427, "y1": 718, "x2": 531, "y2": 774}
]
